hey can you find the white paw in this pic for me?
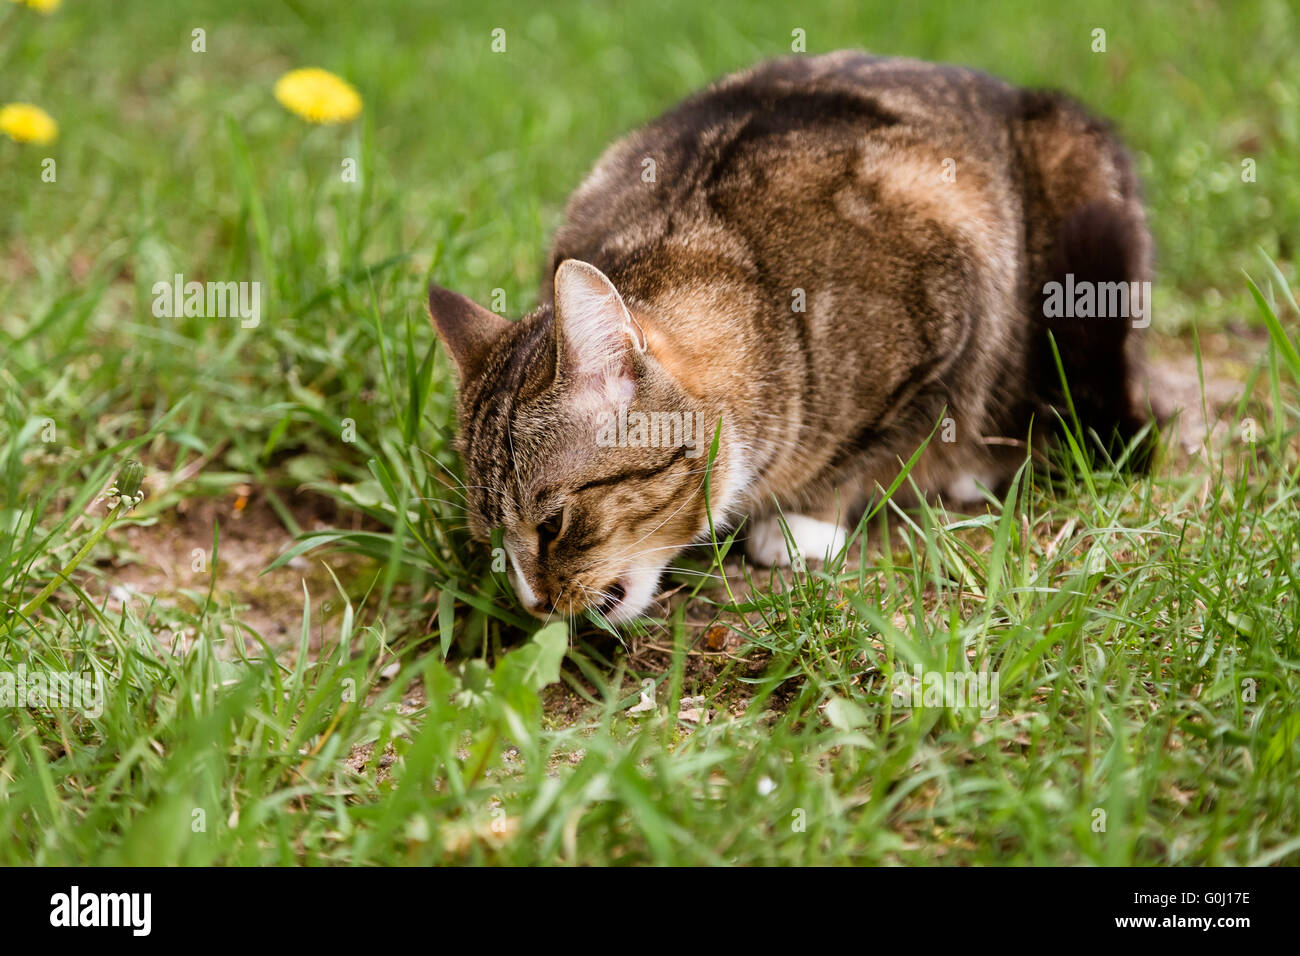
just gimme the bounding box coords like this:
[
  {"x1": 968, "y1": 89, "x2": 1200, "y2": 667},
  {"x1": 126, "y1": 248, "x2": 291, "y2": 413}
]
[
  {"x1": 944, "y1": 471, "x2": 995, "y2": 503},
  {"x1": 747, "y1": 514, "x2": 847, "y2": 568}
]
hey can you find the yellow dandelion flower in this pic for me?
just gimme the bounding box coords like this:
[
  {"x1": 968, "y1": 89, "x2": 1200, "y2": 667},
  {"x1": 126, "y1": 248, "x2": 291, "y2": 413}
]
[
  {"x1": 8, "y1": 0, "x2": 62, "y2": 14},
  {"x1": 0, "y1": 103, "x2": 58, "y2": 145},
  {"x1": 274, "y1": 68, "x2": 362, "y2": 124}
]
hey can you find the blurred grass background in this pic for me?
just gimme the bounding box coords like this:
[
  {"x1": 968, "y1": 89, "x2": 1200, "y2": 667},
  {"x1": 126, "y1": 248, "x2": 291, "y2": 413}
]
[{"x1": 4, "y1": 0, "x2": 1297, "y2": 472}]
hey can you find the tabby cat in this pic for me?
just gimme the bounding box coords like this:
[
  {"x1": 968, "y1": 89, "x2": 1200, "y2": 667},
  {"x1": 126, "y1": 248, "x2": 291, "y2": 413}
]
[{"x1": 428, "y1": 51, "x2": 1152, "y2": 623}]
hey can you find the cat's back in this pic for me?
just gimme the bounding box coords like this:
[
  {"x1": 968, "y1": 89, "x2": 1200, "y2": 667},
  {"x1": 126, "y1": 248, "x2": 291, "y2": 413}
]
[{"x1": 548, "y1": 51, "x2": 1024, "y2": 295}]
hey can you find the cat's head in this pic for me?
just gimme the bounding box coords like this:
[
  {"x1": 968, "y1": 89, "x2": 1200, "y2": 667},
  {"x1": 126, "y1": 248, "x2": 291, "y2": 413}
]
[{"x1": 429, "y1": 259, "x2": 726, "y2": 623}]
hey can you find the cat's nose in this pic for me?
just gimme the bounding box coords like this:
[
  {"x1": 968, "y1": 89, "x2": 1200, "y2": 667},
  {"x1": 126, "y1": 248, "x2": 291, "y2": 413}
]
[
  {"x1": 522, "y1": 591, "x2": 552, "y2": 615},
  {"x1": 514, "y1": 576, "x2": 555, "y2": 616},
  {"x1": 506, "y1": 546, "x2": 553, "y2": 615},
  {"x1": 515, "y1": 581, "x2": 552, "y2": 616}
]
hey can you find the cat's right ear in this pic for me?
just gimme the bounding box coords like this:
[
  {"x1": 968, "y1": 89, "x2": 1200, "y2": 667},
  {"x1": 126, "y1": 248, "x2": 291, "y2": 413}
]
[
  {"x1": 427, "y1": 283, "x2": 511, "y2": 378},
  {"x1": 553, "y1": 259, "x2": 646, "y2": 406}
]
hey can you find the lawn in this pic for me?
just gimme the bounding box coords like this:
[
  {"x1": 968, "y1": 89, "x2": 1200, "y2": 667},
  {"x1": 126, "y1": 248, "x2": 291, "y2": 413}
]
[{"x1": 1, "y1": 0, "x2": 1298, "y2": 865}]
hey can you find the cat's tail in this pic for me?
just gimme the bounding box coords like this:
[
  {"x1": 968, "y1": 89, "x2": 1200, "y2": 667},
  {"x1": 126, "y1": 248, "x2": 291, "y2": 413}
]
[
  {"x1": 1030, "y1": 198, "x2": 1156, "y2": 473},
  {"x1": 1015, "y1": 88, "x2": 1157, "y2": 472}
]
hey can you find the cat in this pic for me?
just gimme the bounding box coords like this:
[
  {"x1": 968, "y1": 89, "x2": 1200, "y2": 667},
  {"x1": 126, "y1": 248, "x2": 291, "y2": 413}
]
[{"x1": 428, "y1": 51, "x2": 1153, "y2": 624}]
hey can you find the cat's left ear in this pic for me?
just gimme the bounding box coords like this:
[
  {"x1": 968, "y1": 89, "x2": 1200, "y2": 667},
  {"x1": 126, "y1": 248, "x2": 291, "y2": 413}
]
[
  {"x1": 427, "y1": 283, "x2": 512, "y2": 380},
  {"x1": 553, "y1": 259, "x2": 647, "y2": 405}
]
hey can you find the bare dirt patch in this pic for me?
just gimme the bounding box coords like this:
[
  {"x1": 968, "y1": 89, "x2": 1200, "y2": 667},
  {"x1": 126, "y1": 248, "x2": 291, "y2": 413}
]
[
  {"x1": 102, "y1": 489, "x2": 368, "y2": 651},
  {"x1": 1146, "y1": 326, "x2": 1268, "y2": 453}
]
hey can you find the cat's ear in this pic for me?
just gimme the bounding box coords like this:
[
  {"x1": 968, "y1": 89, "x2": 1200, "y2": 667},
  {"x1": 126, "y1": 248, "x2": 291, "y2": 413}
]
[
  {"x1": 427, "y1": 283, "x2": 511, "y2": 377},
  {"x1": 553, "y1": 259, "x2": 647, "y2": 404}
]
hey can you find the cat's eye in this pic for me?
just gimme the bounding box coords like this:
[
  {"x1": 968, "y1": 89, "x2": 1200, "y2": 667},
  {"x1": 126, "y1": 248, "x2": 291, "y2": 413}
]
[{"x1": 537, "y1": 508, "x2": 566, "y2": 549}]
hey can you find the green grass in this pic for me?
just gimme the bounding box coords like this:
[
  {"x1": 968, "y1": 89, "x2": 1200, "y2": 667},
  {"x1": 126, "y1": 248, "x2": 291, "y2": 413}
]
[{"x1": 2, "y1": 0, "x2": 1299, "y2": 865}]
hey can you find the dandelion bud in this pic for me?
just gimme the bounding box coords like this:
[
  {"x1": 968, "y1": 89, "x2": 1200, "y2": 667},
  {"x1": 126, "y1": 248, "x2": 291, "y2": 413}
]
[{"x1": 115, "y1": 459, "x2": 144, "y2": 499}]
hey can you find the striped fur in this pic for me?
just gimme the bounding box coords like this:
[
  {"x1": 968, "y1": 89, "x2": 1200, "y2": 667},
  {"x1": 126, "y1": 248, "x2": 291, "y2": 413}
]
[{"x1": 429, "y1": 51, "x2": 1152, "y2": 622}]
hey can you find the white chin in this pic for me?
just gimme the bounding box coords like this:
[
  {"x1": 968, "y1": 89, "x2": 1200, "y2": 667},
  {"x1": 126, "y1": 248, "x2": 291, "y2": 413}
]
[{"x1": 603, "y1": 565, "x2": 664, "y2": 623}]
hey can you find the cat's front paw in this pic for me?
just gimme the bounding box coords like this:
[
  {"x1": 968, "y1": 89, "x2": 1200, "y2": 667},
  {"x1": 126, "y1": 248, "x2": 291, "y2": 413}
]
[{"x1": 747, "y1": 514, "x2": 847, "y2": 568}]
